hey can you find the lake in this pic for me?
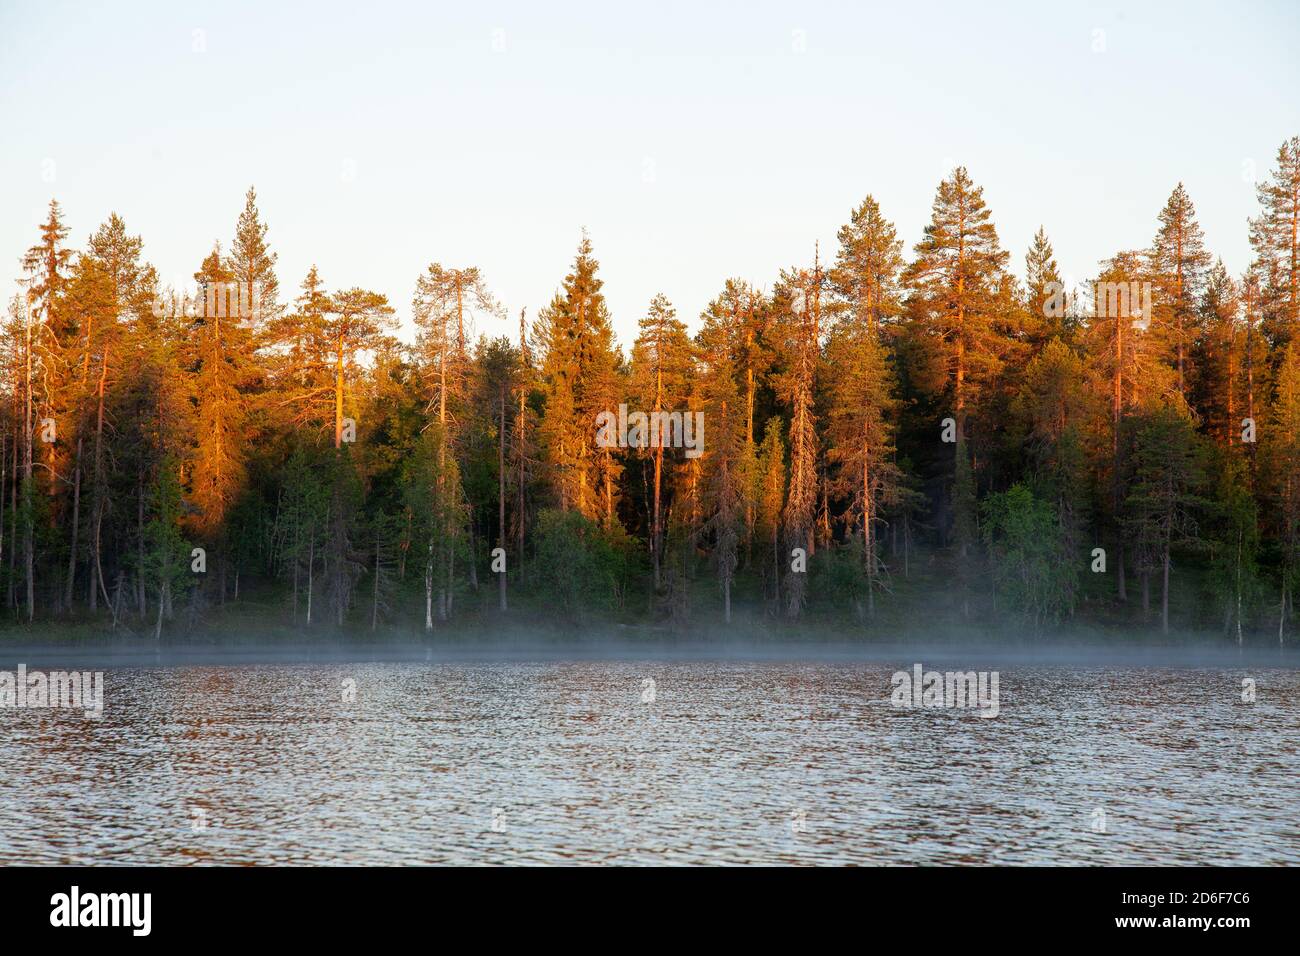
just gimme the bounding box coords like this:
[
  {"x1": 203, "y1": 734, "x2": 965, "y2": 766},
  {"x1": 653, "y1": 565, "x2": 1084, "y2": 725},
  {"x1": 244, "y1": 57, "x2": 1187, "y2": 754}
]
[{"x1": 1, "y1": 656, "x2": 1297, "y2": 864}]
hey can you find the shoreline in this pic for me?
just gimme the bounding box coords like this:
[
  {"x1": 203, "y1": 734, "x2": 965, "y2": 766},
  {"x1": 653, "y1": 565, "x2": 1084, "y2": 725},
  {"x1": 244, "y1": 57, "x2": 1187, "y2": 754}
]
[{"x1": 1, "y1": 638, "x2": 1296, "y2": 668}]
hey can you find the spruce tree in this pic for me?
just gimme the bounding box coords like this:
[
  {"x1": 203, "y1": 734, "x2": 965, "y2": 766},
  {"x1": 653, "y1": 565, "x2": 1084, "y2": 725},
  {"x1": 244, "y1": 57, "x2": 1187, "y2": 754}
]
[
  {"x1": 1024, "y1": 226, "x2": 1065, "y2": 344},
  {"x1": 533, "y1": 233, "x2": 621, "y2": 522},
  {"x1": 630, "y1": 292, "x2": 693, "y2": 589},
  {"x1": 1150, "y1": 183, "x2": 1211, "y2": 397}
]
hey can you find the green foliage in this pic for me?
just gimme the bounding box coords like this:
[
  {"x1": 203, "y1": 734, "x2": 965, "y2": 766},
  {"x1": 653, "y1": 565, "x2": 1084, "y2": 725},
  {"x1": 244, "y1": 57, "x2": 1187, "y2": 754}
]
[
  {"x1": 143, "y1": 457, "x2": 194, "y2": 634},
  {"x1": 8, "y1": 145, "x2": 1300, "y2": 645},
  {"x1": 981, "y1": 484, "x2": 1078, "y2": 630},
  {"x1": 1205, "y1": 453, "x2": 1263, "y2": 640},
  {"x1": 530, "y1": 508, "x2": 640, "y2": 623}
]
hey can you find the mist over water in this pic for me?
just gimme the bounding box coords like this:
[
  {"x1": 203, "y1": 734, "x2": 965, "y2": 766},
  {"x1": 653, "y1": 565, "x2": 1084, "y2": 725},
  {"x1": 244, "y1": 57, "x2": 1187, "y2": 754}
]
[{"x1": 2, "y1": 656, "x2": 1296, "y2": 865}]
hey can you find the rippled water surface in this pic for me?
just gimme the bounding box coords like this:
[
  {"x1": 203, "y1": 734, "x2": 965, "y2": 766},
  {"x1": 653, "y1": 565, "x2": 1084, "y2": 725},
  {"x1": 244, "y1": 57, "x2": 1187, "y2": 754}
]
[{"x1": 1, "y1": 661, "x2": 1297, "y2": 864}]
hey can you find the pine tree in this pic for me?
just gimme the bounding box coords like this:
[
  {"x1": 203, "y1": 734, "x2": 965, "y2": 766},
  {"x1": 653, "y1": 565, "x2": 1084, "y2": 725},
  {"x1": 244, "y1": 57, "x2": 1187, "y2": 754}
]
[
  {"x1": 823, "y1": 320, "x2": 899, "y2": 620},
  {"x1": 754, "y1": 417, "x2": 786, "y2": 611},
  {"x1": 323, "y1": 446, "x2": 365, "y2": 628},
  {"x1": 534, "y1": 291, "x2": 580, "y2": 512},
  {"x1": 831, "y1": 195, "x2": 904, "y2": 334},
  {"x1": 224, "y1": 186, "x2": 281, "y2": 333},
  {"x1": 773, "y1": 262, "x2": 823, "y2": 618},
  {"x1": 317, "y1": 289, "x2": 393, "y2": 626},
  {"x1": 1240, "y1": 267, "x2": 1263, "y2": 463},
  {"x1": 273, "y1": 265, "x2": 332, "y2": 397},
  {"x1": 903, "y1": 167, "x2": 1011, "y2": 440},
  {"x1": 1150, "y1": 183, "x2": 1211, "y2": 397},
  {"x1": 698, "y1": 279, "x2": 769, "y2": 552},
  {"x1": 1083, "y1": 249, "x2": 1180, "y2": 602},
  {"x1": 412, "y1": 264, "x2": 498, "y2": 616},
  {"x1": 630, "y1": 292, "x2": 693, "y2": 589},
  {"x1": 326, "y1": 288, "x2": 395, "y2": 448},
  {"x1": 698, "y1": 302, "x2": 749, "y2": 623},
  {"x1": 826, "y1": 201, "x2": 904, "y2": 620},
  {"x1": 1193, "y1": 260, "x2": 1242, "y2": 445},
  {"x1": 1024, "y1": 226, "x2": 1066, "y2": 344},
  {"x1": 582, "y1": 310, "x2": 624, "y2": 528},
  {"x1": 3, "y1": 167, "x2": 1299, "y2": 642},
  {"x1": 82, "y1": 214, "x2": 157, "y2": 613},
  {"x1": 22, "y1": 200, "x2": 76, "y2": 606},
  {"x1": 189, "y1": 246, "x2": 254, "y2": 543},
  {"x1": 413, "y1": 264, "x2": 498, "y2": 447},
  {"x1": 1249, "y1": 136, "x2": 1300, "y2": 350},
  {"x1": 57, "y1": 253, "x2": 115, "y2": 610},
  {"x1": 474, "y1": 336, "x2": 521, "y2": 611},
  {"x1": 902, "y1": 167, "x2": 1011, "y2": 563},
  {"x1": 512, "y1": 308, "x2": 537, "y2": 586},
  {"x1": 122, "y1": 280, "x2": 191, "y2": 622},
  {"x1": 533, "y1": 233, "x2": 621, "y2": 522}
]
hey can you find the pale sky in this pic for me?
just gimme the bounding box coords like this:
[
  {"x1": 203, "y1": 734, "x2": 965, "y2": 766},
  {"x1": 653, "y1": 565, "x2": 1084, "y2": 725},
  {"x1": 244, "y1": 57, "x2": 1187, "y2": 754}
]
[{"x1": 1, "y1": 0, "x2": 1297, "y2": 348}]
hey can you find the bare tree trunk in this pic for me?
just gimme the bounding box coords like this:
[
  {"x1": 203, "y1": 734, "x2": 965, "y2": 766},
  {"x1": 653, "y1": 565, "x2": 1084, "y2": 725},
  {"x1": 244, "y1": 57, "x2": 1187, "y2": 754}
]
[
  {"x1": 1117, "y1": 547, "x2": 1127, "y2": 603},
  {"x1": 8, "y1": 400, "x2": 18, "y2": 610},
  {"x1": 306, "y1": 525, "x2": 314, "y2": 626},
  {"x1": 903, "y1": 516, "x2": 911, "y2": 579},
  {"x1": 136, "y1": 476, "x2": 146, "y2": 617},
  {"x1": 292, "y1": 522, "x2": 300, "y2": 621},
  {"x1": 89, "y1": 348, "x2": 111, "y2": 614},
  {"x1": 64, "y1": 436, "x2": 82, "y2": 610},
  {"x1": 499, "y1": 386, "x2": 507, "y2": 612},
  {"x1": 652, "y1": 442, "x2": 662, "y2": 590},
  {"x1": 334, "y1": 334, "x2": 344, "y2": 449},
  {"x1": 154, "y1": 581, "x2": 166, "y2": 640},
  {"x1": 1281, "y1": 581, "x2": 1288, "y2": 648},
  {"x1": 1236, "y1": 531, "x2": 1244, "y2": 647},
  {"x1": 399, "y1": 509, "x2": 409, "y2": 581},
  {"x1": 518, "y1": 310, "x2": 528, "y2": 587},
  {"x1": 1161, "y1": 539, "x2": 1171, "y2": 636},
  {"x1": 372, "y1": 524, "x2": 381, "y2": 631},
  {"x1": 864, "y1": 453, "x2": 875, "y2": 621},
  {"x1": 111, "y1": 570, "x2": 124, "y2": 629},
  {"x1": 467, "y1": 519, "x2": 478, "y2": 590},
  {"x1": 425, "y1": 544, "x2": 434, "y2": 632},
  {"x1": 23, "y1": 297, "x2": 35, "y2": 622},
  {"x1": 0, "y1": 432, "x2": 6, "y2": 598},
  {"x1": 445, "y1": 535, "x2": 455, "y2": 618},
  {"x1": 771, "y1": 528, "x2": 781, "y2": 612},
  {"x1": 437, "y1": 308, "x2": 450, "y2": 621},
  {"x1": 1114, "y1": 308, "x2": 1127, "y2": 603}
]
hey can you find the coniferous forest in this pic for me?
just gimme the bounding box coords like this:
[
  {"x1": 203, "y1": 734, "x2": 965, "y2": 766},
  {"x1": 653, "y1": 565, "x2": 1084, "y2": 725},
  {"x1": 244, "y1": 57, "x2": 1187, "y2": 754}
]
[{"x1": 5, "y1": 138, "x2": 1300, "y2": 644}]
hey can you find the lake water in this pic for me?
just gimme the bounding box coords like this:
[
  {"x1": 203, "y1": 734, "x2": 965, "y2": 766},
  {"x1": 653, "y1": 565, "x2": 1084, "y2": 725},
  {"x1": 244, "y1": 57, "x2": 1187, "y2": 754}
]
[{"x1": 1, "y1": 658, "x2": 1297, "y2": 865}]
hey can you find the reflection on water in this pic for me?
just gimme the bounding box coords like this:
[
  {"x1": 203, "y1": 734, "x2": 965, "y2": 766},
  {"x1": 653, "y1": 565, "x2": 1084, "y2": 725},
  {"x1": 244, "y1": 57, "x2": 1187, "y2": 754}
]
[{"x1": 1, "y1": 662, "x2": 1296, "y2": 865}]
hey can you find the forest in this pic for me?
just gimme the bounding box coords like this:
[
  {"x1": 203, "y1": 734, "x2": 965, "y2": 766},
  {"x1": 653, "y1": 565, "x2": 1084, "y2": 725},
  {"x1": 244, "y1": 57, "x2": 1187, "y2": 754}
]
[{"x1": 3, "y1": 136, "x2": 1299, "y2": 644}]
